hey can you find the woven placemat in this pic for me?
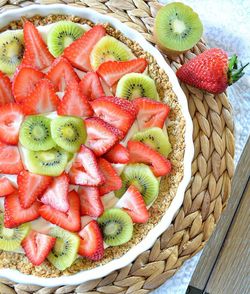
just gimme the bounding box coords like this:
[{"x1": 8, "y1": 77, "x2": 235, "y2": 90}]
[{"x1": 0, "y1": 1, "x2": 235, "y2": 293}]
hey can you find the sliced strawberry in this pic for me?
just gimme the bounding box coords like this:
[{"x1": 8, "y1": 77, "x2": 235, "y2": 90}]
[
  {"x1": 0, "y1": 177, "x2": 16, "y2": 197},
  {"x1": 79, "y1": 72, "x2": 105, "y2": 101},
  {"x1": 22, "y1": 230, "x2": 56, "y2": 266},
  {"x1": 0, "y1": 71, "x2": 14, "y2": 106},
  {"x1": 57, "y1": 80, "x2": 93, "y2": 117},
  {"x1": 78, "y1": 220, "x2": 104, "y2": 261},
  {"x1": 104, "y1": 143, "x2": 129, "y2": 164},
  {"x1": 133, "y1": 98, "x2": 170, "y2": 130},
  {"x1": 0, "y1": 142, "x2": 23, "y2": 174},
  {"x1": 98, "y1": 158, "x2": 122, "y2": 196},
  {"x1": 17, "y1": 170, "x2": 52, "y2": 209},
  {"x1": 64, "y1": 25, "x2": 106, "y2": 71},
  {"x1": 69, "y1": 145, "x2": 105, "y2": 186},
  {"x1": 21, "y1": 21, "x2": 54, "y2": 70},
  {"x1": 128, "y1": 141, "x2": 171, "y2": 177},
  {"x1": 97, "y1": 58, "x2": 148, "y2": 87},
  {"x1": 4, "y1": 193, "x2": 41, "y2": 228},
  {"x1": 78, "y1": 186, "x2": 104, "y2": 217}
]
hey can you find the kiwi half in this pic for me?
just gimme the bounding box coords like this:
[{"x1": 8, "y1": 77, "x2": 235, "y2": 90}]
[
  {"x1": 116, "y1": 73, "x2": 158, "y2": 100},
  {"x1": 154, "y1": 2, "x2": 203, "y2": 55}
]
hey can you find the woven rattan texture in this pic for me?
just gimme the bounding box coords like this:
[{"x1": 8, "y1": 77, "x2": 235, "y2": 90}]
[{"x1": 0, "y1": 1, "x2": 235, "y2": 293}]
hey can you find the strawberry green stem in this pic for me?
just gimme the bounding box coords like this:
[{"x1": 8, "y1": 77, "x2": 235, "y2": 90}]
[{"x1": 227, "y1": 54, "x2": 249, "y2": 85}]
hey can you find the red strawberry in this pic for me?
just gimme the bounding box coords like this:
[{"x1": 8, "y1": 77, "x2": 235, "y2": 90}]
[
  {"x1": 39, "y1": 190, "x2": 81, "y2": 232},
  {"x1": 118, "y1": 185, "x2": 149, "y2": 223},
  {"x1": 78, "y1": 186, "x2": 104, "y2": 217},
  {"x1": 21, "y1": 21, "x2": 54, "y2": 70},
  {"x1": 97, "y1": 58, "x2": 148, "y2": 87},
  {"x1": 79, "y1": 72, "x2": 105, "y2": 101},
  {"x1": 0, "y1": 177, "x2": 16, "y2": 197},
  {"x1": 78, "y1": 220, "x2": 104, "y2": 261},
  {"x1": 57, "y1": 80, "x2": 93, "y2": 117},
  {"x1": 101, "y1": 96, "x2": 138, "y2": 117},
  {"x1": 0, "y1": 71, "x2": 14, "y2": 106},
  {"x1": 4, "y1": 193, "x2": 41, "y2": 228},
  {"x1": 22, "y1": 230, "x2": 56, "y2": 266},
  {"x1": 128, "y1": 141, "x2": 171, "y2": 177},
  {"x1": 18, "y1": 170, "x2": 52, "y2": 209},
  {"x1": 0, "y1": 103, "x2": 24, "y2": 145},
  {"x1": 104, "y1": 143, "x2": 129, "y2": 164},
  {"x1": 133, "y1": 98, "x2": 170, "y2": 130},
  {"x1": 85, "y1": 117, "x2": 119, "y2": 156},
  {"x1": 176, "y1": 48, "x2": 249, "y2": 94},
  {"x1": 0, "y1": 142, "x2": 23, "y2": 174},
  {"x1": 64, "y1": 25, "x2": 106, "y2": 71},
  {"x1": 98, "y1": 158, "x2": 122, "y2": 196}
]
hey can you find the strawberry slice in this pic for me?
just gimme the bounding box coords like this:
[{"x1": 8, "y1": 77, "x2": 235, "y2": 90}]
[
  {"x1": 0, "y1": 71, "x2": 14, "y2": 106},
  {"x1": 4, "y1": 192, "x2": 41, "y2": 228},
  {"x1": 98, "y1": 158, "x2": 122, "y2": 196},
  {"x1": 22, "y1": 230, "x2": 56, "y2": 266},
  {"x1": 40, "y1": 173, "x2": 69, "y2": 213},
  {"x1": 0, "y1": 142, "x2": 23, "y2": 174},
  {"x1": 39, "y1": 190, "x2": 81, "y2": 232},
  {"x1": 127, "y1": 141, "x2": 171, "y2": 177},
  {"x1": 0, "y1": 103, "x2": 24, "y2": 145},
  {"x1": 97, "y1": 58, "x2": 148, "y2": 87},
  {"x1": 57, "y1": 80, "x2": 93, "y2": 117},
  {"x1": 21, "y1": 79, "x2": 60, "y2": 115},
  {"x1": 63, "y1": 25, "x2": 106, "y2": 71},
  {"x1": 79, "y1": 72, "x2": 105, "y2": 101},
  {"x1": 78, "y1": 186, "x2": 104, "y2": 217},
  {"x1": 21, "y1": 21, "x2": 54, "y2": 70},
  {"x1": 104, "y1": 143, "x2": 129, "y2": 164},
  {"x1": 46, "y1": 57, "x2": 80, "y2": 92},
  {"x1": 0, "y1": 177, "x2": 16, "y2": 197},
  {"x1": 69, "y1": 145, "x2": 105, "y2": 186},
  {"x1": 133, "y1": 98, "x2": 170, "y2": 130},
  {"x1": 78, "y1": 220, "x2": 104, "y2": 261},
  {"x1": 17, "y1": 170, "x2": 52, "y2": 209},
  {"x1": 118, "y1": 185, "x2": 149, "y2": 223},
  {"x1": 85, "y1": 117, "x2": 119, "y2": 156}
]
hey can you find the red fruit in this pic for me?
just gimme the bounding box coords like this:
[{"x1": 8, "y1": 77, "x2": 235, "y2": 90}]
[
  {"x1": 64, "y1": 25, "x2": 106, "y2": 71},
  {"x1": 21, "y1": 21, "x2": 54, "y2": 70},
  {"x1": 79, "y1": 72, "x2": 105, "y2": 101},
  {"x1": 39, "y1": 190, "x2": 81, "y2": 232},
  {"x1": 18, "y1": 170, "x2": 52, "y2": 209},
  {"x1": 0, "y1": 177, "x2": 16, "y2": 197},
  {"x1": 133, "y1": 97, "x2": 170, "y2": 130},
  {"x1": 78, "y1": 220, "x2": 104, "y2": 261},
  {"x1": 98, "y1": 158, "x2": 122, "y2": 196},
  {"x1": 128, "y1": 141, "x2": 171, "y2": 177},
  {"x1": 97, "y1": 58, "x2": 148, "y2": 87},
  {"x1": 57, "y1": 80, "x2": 93, "y2": 117},
  {"x1": 0, "y1": 143, "x2": 23, "y2": 174},
  {"x1": 22, "y1": 231, "x2": 56, "y2": 266},
  {"x1": 0, "y1": 71, "x2": 14, "y2": 106},
  {"x1": 176, "y1": 48, "x2": 249, "y2": 94},
  {"x1": 78, "y1": 186, "x2": 104, "y2": 218},
  {"x1": 104, "y1": 143, "x2": 129, "y2": 164}
]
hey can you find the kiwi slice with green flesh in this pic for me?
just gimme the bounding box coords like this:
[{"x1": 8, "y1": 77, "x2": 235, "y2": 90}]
[
  {"x1": 116, "y1": 73, "x2": 158, "y2": 100},
  {"x1": 0, "y1": 31, "x2": 24, "y2": 74},
  {"x1": 51, "y1": 116, "x2": 86, "y2": 153},
  {"x1": 115, "y1": 164, "x2": 159, "y2": 205},
  {"x1": 19, "y1": 116, "x2": 55, "y2": 151},
  {"x1": 132, "y1": 127, "x2": 172, "y2": 157},
  {"x1": 97, "y1": 208, "x2": 133, "y2": 246},
  {"x1": 154, "y1": 2, "x2": 203, "y2": 55},
  {"x1": 90, "y1": 36, "x2": 134, "y2": 70},
  {"x1": 0, "y1": 214, "x2": 30, "y2": 251},
  {"x1": 47, "y1": 21, "x2": 85, "y2": 57},
  {"x1": 47, "y1": 226, "x2": 80, "y2": 271},
  {"x1": 26, "y1": 146, "x2": 69, "y2": 176}
]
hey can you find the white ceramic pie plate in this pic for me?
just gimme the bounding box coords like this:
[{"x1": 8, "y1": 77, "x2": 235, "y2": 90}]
[{"x1": 0, "y1": 4, "x2": 194, "y2": 287}]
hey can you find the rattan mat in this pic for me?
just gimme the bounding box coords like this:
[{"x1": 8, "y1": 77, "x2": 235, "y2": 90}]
[{"x1": 0, "y1": 1, "x2": 235, "y2": 293}]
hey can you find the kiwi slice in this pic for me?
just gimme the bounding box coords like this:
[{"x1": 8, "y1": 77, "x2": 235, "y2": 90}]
[
  {"x1": 154, "y1": 2, "x2": 203, "y2": 55},
  {"x1": 26, "y1": 146, "x2": 69, "y2": 176},
  {"x1": 51, "y1": 116, "x2": 86, "y2": 153},
  {"x1": 97, "y1": 208, "x2": 133, "y2": 246},
  {"x1": 115, "y1": 164, "x2": 159, "y2": 205},
  {"x1": 0, "y1": 213, "x2": 30, "y2": 251},
  {"x1": 47, "y1": 226, "x2": 80, "y2": 271},
  {"x1": 116, "y1": 73, "x2": 158, "y2": 100},
  {"x1": 90, "y1": 36, "x2": 134, "y2": 70},
  {"x1": 132, "y1": 127, "x2": 172, "y2": 157},
  {"x1": 19, "y1": 116, "x2": 55, "y2": 151},
  {"x1": 47, "y1": 21, "x2": 85, "y2": 57}
]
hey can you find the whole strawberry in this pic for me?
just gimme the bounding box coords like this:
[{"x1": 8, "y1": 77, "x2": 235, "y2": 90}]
[{"x1": 176, "y1": 48, "x2": 249, "y2": 94}]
